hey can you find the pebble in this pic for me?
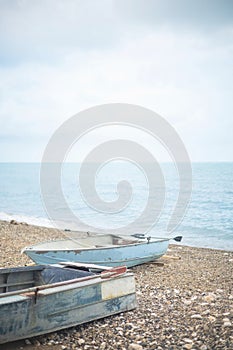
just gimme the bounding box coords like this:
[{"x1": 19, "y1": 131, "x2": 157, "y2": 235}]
[
  {"x1": 128, "y1": 344, "x2": 143, "y2": 350},
  {"x1": 10, "y1": 219, "x2": 19, "y2": 225},
  {"x1": 183, "y1": 338, "x2": 193, "y2": 343},
  {"x1": 34, "y1": 340, "x2": 41, "y2": 346},
  {"x1": 1, "y1": 221, "x2": 233, "y2": 350},
  {"x1": 202, "y1": 309, "x2": 210, "y2": 315},
  {"x1": 191, "y1": 314, "x2": 203, "y2": 319},
  {"x1": 200, "y1": 345, "x2": 207, "y2": 350},
  {"x1": 99, "y1": 342, "x2": 106, "y2": 350},
  {"x1": 208, "y1": 315, "x2": 216, "y2": 322},
  {"x1": 203, "y1": 293, "x2": 216, "y2": 303},
  {"x1": 216, "y1": 289, "x2": 224, "y2": 293},
  {"x1": 183, "y1": 344, "x2": 193, "y2": 349}
]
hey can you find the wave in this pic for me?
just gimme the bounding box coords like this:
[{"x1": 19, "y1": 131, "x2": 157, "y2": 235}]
[
  {"x1": 0, "y1": 212, "x2": 55, "y2": 228},
  {"x1": 0, "y1": 211, "x2": 98, "y2": 233}
]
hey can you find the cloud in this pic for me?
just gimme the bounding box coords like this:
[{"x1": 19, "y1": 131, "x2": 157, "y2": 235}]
[
  {"x1": 0, "y1": 0, "x2": 232, "y2": 161},
  {"x1": 115, "y1": 0, "x2": 233, "y2": 30},
  {"x1": 1, "y1": 0, "x2": 232, "y2": 65},
  {"x1": 0, "y1": 0, "x2": 120, "y2": 64}
]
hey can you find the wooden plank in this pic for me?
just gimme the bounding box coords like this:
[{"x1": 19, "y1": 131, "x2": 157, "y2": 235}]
[
  {"x1": 162, "y1": 255, "x2": 181, "y2": 260},
  {"x1": 149, "y1": 261, "x2": 165, "y2": 266},
  {"x1": 0, "y1": 268, "x2": 127, "y2": 299},
  {"x1": 0, "y1": 280, "x2": 34, "y2": 288},
  {"x1": 101, "y1": 275, "x2": 135, "y2": 300},
  {"x1": 59, "y1": 261, "x2": 112, "y2": 270}
]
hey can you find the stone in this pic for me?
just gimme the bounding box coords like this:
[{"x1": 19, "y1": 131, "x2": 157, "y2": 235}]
[
  {"x1": 1, "y1": 220, "x2": 233, "y2": 350},
  {"x1": 202, "y1": 309, "x2": 210, "y2": 315},
  {"x1": 200, "y1": 345, "x2": 207, "y2": 350},
  {"x1": 208, "y1": 316, "x2": 216, "y2": 322},
  {"x1": 191, "y1": 314, "x2": 203, "y2": 320},
  {"x1": 183, "y1": 344, "x2": 193, "y2": 349},
  {"x1": 99, "y1": 342, "x2": 106, "y2": 350},
  {"x1": 203, "y1": 293, "x2": 216, "y2": 303},
  {"x1": 128, "y1": 344, "x2": 143, "y2": 350},
  {"x1": 78, "y1": 339, "x2": 85, "y2": 345},
  {"x1": 10, "y1": 219, "x2": 18, "y2": 225},
  {"x1": 216, "y1": 289, "x2": 224, "y2": 293},
  {"x1": 223, "y1": 312, "x2": 230, "y2": 316},
  {"x1": 25, "y1": 339, "x2": 31, "y2": 345},
  {"x1": 34, "y1": 340, "x2": 41, "y2": 346},
  {"x1": 183, "y1": 338, "x2": 193, "y2": 344}
]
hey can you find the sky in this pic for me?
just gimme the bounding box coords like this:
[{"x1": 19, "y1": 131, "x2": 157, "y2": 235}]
[{"x1": 0, "y1": 0, "x2": 233, "y2": 162}]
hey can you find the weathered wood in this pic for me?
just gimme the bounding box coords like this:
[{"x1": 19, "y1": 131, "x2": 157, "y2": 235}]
[
  {"x1": 0, "y1": 267, "x2": 127, "y2": 299},
  {"x1": 149, "y1": 261, "x2": 165, "y2": 266},
  {"x1": 22, "y1": 234, "x2": 170, "y2": 267},
  {"x1": 0, "y1": 264, "x2": 136, "y2": 344},
  {"x1": 162, "y1": 255, "x2": 181, "y2": 260}
]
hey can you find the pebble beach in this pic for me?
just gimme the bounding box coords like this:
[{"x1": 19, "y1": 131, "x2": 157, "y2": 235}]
[{"x1": 0, "y1": 220, "x2": 233, "y2": 350}]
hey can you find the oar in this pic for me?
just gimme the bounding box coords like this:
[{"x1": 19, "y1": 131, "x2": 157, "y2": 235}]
[
  {"x1": 131, "y1": 234, "x2": 183, "y2": 242},
  {"x1": 173, "y1": 236, "x2": 182, "y2": 242},
  {"x1": 0, "y1": 266, "x2": 127, "y2": 299}
]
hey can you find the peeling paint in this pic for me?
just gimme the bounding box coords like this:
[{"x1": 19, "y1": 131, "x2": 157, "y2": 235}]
[{"x1": 0, "y1": 264, "x2": 136, "y2": 344}]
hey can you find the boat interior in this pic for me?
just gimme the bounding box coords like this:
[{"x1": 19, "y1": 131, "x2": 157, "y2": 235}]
[
  {"x1": 27, "y1": 234, "x2": 141, "y2": 250},
  {"x1": 0, "y1": 264, "x2": 96, "y2": 295}
]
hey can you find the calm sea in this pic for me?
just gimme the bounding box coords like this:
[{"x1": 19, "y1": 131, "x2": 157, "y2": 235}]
[{"x1": 0, "y1": 162, "x2": 232, "y2": 251}]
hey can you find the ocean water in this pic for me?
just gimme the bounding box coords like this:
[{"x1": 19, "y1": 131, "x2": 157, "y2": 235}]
[{"x1": 0, "y1": 162, "x2": 232, "y2": 251}]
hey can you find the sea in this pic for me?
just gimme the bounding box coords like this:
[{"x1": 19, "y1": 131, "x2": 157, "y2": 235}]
[{"x1": 0, "y1": 162, "x2": 232, "y2": 251}]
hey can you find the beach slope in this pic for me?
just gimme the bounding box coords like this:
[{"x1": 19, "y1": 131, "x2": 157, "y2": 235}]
[{"x1": 0, "y1": 220, "x2": 232, "y2": 350}]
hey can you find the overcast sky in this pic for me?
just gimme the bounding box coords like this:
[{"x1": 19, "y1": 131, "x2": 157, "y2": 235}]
[{"x1": 0, "y1": 0, "x2": 233, "y2": 162}]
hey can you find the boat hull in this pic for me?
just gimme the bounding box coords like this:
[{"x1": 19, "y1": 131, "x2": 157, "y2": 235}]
[
  {"x1": 24, "y1": 239, "x2": 169, "y2": 267},
  {"x1": 0, "y1": 265, "x2": 136, "y2": 344}
]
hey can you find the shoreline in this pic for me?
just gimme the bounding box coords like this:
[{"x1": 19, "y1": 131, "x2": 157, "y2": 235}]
[
  {"x1": 0, "y1": 220, "x2": 233, "y2": 349},
  {"x1": 1, "y1": 215, "x2": 233, "y2": 253}
]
